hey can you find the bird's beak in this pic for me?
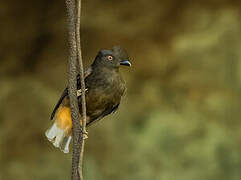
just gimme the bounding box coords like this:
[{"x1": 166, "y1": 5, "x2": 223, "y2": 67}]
[{"x1": 120, "y1": 60, "x2": 131, "y2": 67}]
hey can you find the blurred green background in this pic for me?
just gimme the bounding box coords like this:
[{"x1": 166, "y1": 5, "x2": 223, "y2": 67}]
[{"x1": 1, "y1": 0, "x2": 241, "y2": 180}]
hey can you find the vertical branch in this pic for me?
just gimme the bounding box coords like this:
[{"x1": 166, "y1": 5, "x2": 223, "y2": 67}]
[
  {"x1": 65, "y1": 0, "x2": 85, "y2": 180},
  {"x1": 75, "y1": 0, "x2": 87, "y2": 179}
]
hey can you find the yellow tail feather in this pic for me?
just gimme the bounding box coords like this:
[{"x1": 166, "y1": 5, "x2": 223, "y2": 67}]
[{"x1": 45, "y1": 106, "x2": 73, "y2": 153}]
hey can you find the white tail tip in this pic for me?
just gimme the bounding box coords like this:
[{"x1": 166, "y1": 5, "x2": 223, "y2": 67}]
[{"x1": 45, "y1": 123, "x2": 72, "y2": 153}]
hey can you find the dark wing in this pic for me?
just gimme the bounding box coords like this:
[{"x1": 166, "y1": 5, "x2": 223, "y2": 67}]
[
  {"x1": 50, "y1": 67, "x2": 92, "y2": 120},
  {"x1": 77, "y1": 66, "x2": 92, "y2": 89},
  {"x1": 86, "y1": 103, "x2": 120, "y2": 127},
  {"x1": 50, "y1": 87, "x2": 68, "y2": 120}
]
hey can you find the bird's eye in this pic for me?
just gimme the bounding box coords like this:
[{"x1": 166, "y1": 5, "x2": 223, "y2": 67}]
[{"x1": 107, "y1": 55, "x2": 113, "y2": 61}]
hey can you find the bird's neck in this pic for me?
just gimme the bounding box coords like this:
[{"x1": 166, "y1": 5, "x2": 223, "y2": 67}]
[
  {"x1": 93, "y1": 65, "x2": 120, "y2": 75},
  {"x1": 91, "y1": 65, "x2": 123, "y2": 87}
]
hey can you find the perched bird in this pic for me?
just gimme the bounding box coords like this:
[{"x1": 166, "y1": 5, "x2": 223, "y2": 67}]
[{"x1": 45, "y1": 46, "x2": 131, "y2": 153}]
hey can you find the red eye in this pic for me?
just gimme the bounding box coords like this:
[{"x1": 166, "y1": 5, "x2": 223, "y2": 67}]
[{"x1": 107, "y1": 55, "x2": 113, "y2": 61}]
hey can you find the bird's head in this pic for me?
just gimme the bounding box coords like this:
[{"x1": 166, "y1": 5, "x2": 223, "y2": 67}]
[{"x1": 93, "y1": 46, "x2": 131, "y2": 69}]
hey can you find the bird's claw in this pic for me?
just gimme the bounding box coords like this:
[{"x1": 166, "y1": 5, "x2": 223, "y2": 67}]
[
  {"x1": 82, "y1": 130, "x2": 88, "y2": 139},
  {"x1": 77, "y1": 88, "x2": 88, "y2": 97}
]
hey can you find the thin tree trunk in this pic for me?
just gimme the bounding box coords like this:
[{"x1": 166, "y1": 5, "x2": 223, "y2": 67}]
[
  {"x1": 65, "y1": 0, "x2": 86, "y2": 180},
  {"x1": 75, "y1": 0, "x2": 87, "y2": 179}
]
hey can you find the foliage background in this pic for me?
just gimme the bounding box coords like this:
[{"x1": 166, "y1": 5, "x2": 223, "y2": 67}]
[{"x1": 1, "y1": 0, "x2": 241, "y2": 179}]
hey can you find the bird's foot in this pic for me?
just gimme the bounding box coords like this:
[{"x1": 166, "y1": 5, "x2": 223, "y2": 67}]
[
  {"x1": 77, "y1": 88, "x2": 88, "y2": 97},
  {"x1": 82, "y1": 130, "x2": 88, "y2": 139}
]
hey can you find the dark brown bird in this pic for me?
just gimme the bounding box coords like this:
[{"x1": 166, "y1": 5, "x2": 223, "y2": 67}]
[{"x1": 45, "y1": 46, "x2": 131, "y2": 153}]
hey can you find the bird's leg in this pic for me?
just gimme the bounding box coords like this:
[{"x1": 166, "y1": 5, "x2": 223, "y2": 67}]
[
  {"x1": 80, "y1": 116, "x2": 89, "y2": 139},
  {"x1": 77, "y1": 88, "x2": 88, "y2": 139}
]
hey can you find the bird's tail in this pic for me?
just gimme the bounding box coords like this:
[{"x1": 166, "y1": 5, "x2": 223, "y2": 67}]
[{"x1": 45, "y1": 106, "x2": 73, "y2": 153}]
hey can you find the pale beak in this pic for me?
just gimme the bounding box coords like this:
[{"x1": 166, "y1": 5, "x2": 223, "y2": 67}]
[{"x1": 120, "y1": 60, "x2": 131, "y2": 67}]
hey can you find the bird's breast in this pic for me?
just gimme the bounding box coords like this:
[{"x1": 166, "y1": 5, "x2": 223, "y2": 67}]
[{"x1": 85, "y1": 72, "x2": 125, "y2": 117}]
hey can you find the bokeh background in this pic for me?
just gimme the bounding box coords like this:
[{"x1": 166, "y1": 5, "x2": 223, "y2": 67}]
[{"x1": 1, "y1": 0, "x2": 241, "y2": 180}]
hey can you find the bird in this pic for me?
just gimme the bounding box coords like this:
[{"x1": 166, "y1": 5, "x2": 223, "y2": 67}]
[{"x1": 45, "y1": 46, "x2": 131, "y2": 153}]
